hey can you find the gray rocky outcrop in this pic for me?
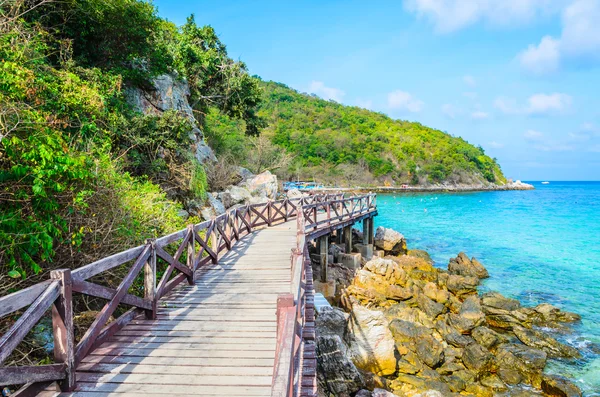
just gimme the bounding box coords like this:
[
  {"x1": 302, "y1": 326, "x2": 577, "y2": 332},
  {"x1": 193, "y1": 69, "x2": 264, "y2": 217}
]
[{"x1": 125, "y1": 73, "x2": 215, "y2": 163}]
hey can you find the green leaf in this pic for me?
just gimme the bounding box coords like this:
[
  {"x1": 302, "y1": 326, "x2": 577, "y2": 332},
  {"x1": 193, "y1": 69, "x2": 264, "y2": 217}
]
[{"x1": 8, "y1": 270, "x2": 21, "y2": 279}]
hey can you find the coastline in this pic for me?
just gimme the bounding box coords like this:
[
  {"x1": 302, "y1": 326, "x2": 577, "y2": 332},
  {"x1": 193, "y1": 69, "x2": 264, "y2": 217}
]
[
  {"x1": 309, "y1": 181, "x2": 535, "y2": 194},
  {"x1": 314, "y1": 225, "x2": 584, "y2": 397}
]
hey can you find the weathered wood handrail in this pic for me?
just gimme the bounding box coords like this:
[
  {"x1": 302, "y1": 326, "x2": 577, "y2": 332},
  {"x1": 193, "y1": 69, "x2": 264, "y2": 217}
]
[
  {"x1": 0, "y1": 191, "x2": 372, "y2": 395},
  {"x1": 272, "y1": 193, "x2": 377, "y2": 397}
]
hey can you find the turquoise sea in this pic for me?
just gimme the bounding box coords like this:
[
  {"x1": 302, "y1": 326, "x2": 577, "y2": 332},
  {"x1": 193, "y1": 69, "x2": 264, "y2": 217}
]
[{"x1": 373, "y1": 181, "x2": 600, "y2": 395}]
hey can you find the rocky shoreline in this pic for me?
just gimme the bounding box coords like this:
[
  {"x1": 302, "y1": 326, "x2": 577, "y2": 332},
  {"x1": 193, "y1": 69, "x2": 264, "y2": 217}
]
[
  {"x1": 312, "y1": 226, "x2": 582, "y2": 397},
  {"x1": 310, "y1": 181, "x2": 535, "y2": 194}
]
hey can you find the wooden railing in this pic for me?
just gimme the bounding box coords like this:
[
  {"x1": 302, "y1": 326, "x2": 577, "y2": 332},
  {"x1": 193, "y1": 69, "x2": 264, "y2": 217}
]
[
  {"x1": 0, "y1": 192, "x2": 372, "y2": 396},
  {"x1": 272, "y1": 193, "x2": 377, "y2": 397}
]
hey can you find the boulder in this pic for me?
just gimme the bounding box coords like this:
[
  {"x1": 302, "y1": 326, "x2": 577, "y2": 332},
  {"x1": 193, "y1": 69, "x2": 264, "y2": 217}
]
[
  {"x1": 415, "y1": 334, "x2": 445, "y2": 368},
  {"x1": 286, "y1": 188, "x2": 304, "y2": 199},
  {"x1": 416, "y1": 293, "x2": 445, "y2": 319},
  {"x1": 533, "y1": 303, "x2": 581, "y2": 323},
  {"x1": 471, "y1": 326, "x2": 505, "y2": 350},
  {"x1": 446, "y1": 275, "x2": 479, "y2": 297},
  {"x1": 316, "y1": 307, "x2": 348, "y2": 338},
  {"x1": 363, "y1": 258, "x2": 407, "y2": 285},
  {"x1": 448, "y1": 252, "x2": 489, "y2": 279},
  {"x1": 352, "y1": 269, "x2": 412, "y2": 301},
  {"x1": 348, "y1": 305, "x2": 397, "y2": 376},
  {"x1": 462, "y1": 342, "x2": 493, "y2": 375},
  {"x1": 495, "y1": 343, "x2": 547, "y2": 388},
  {"x1": 374, "y1": 227, "x2": 407, "y2": 255},
  {"x1": 388, "y1": 319, "x2": 431, "y2": 346},
  {"x1": 448, "y1": 295, "x2": 485, "y2": 334},
  {"x1": 208, "y1": 194, "x2": 225, "y2": 215},
  {"x1": 482, "y1": 291, "x2": 521, "y2": 311},
  {"x1": 243, "y1": 170, "x2": 278, "y2": 199},
  {"x1": 512, "y1": 325, "x2": 581, "y2": 359},
  {"x1": 541, "y1": 375, "x2": 582, "y2": 397},
  {"x1": 236, "y1": 166, "x2": 254, "y2": 181},
  {"x1": 316, "y1": 335, "x2": 364, "y2": 395},
  {"x1": 218, "y1": 185, "x2": 252, "y2": 208},
  {"x1": 422, "y1": 282, "x2": 450, "y2": 304},
  {"x1": 407, "y1": 249, "x2": 433, "y2": 264}
]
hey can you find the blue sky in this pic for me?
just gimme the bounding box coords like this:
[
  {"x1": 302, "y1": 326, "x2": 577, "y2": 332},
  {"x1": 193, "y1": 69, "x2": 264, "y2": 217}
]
[{"x1": 154, "y1": 0, "x2": 600, "y2": 181}]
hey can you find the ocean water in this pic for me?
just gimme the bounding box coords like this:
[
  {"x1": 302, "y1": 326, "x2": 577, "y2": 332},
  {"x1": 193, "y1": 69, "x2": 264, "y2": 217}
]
[{"x1": 373, "y1": 181, "x2": 600, "y2": 395}]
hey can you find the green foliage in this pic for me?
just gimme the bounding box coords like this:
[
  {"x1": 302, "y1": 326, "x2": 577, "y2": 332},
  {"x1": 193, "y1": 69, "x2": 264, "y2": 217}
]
[
  {"x1": 171, "y1": 16, "x2": 264, "y2": 135},
  {"x1": 259, "y1": 81, "x2": 505, "y2": 185},
  {"x1": 204, "y1": 81, "x2": 507, "y2": 185}
]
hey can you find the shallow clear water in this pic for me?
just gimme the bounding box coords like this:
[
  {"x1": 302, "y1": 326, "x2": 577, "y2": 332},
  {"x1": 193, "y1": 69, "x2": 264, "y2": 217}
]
[{"x1": 373, "y1": 181, "x2": 600, "y2": 395}]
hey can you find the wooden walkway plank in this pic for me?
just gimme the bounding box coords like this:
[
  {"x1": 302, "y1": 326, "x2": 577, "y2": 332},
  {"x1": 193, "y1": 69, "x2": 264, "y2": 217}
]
[{"x1": 53, "y1": 223, "x2": 297, "y2": 396}]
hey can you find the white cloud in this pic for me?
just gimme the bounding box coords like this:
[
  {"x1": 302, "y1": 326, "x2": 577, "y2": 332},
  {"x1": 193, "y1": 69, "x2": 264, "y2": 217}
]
[
  {"x1": 568, "y1": 132, "x2": 591, "y2": 142},
  {"x1": 471, "y1": 111, "x2": 490, "y2": 120},
  {"x1": 524, "y1": 129, "x2": 544, "y2": 141},
  {"x1": 488, "y1": 141, "x2": 505, "y2": 149},
  {"x1": 526, "y1": 93, "x2": 572, "y2": 114},
  {"x1": 403, "y1": 0, "x2": 559, "y2": 33},
  {"x1": 463, "y1": 75, "x2": 476, "y2": 87},
  {"x1": 518, "y1": 36, "x2": 561, "y2": 74},
  {"x1": 308, "y1": 81, "x2": 345, "y2": 102},
  {"x1": 441, "y1": 103, "x2": 459, "y2": 118},
  {"x1": 518, "y1": 0, "x2": 600, "y2": 74},
  {"x1": 387, "y1": 90, "x2": 424, "y2": 112},
  {"x1": 494, "y1": 96, "x2": 519, "y2": 114}
]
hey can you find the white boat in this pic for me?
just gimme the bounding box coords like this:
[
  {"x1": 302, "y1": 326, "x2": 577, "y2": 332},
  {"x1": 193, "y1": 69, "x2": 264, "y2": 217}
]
[{"x1": 541, "y1": 181, "x2": 550, "y2": 184}]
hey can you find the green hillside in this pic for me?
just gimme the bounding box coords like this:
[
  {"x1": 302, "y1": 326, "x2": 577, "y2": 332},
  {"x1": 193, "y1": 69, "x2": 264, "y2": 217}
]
[{"x1": 206, "y1": 81, "x2": 507, "y2": 186}]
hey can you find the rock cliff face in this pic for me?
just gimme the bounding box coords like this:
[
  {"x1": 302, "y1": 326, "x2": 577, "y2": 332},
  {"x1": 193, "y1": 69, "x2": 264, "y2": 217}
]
[
  {"x1": 126, "y1": 73, "x2": 216, "y2": 163},
  {"x1": 315, "y1": 234, "x2": 583, "y2": 397}
]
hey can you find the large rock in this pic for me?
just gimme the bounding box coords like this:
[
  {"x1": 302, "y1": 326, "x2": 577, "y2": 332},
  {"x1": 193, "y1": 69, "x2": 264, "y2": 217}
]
[
  {"x1": 482, "y1": 291, "x2": 521, "y2": 311},
  {"x1": 495, "y1": 343, "x2": 547, "y2": 388},
  {"x1": 352, "y1": 269, "x2": 412, "y2": 301},
  {"x1": 415, "y1": 334, "x2": 445, "y2": 368},
  {"x1": 316, "y1": 307, "x2": 348, "y2": 339},
  {"x1": 541, "y1": 375, "x2": 582, "y2": 397},
  {"x1": 512, "y1": 325, "x2": 581, "y2": 359},
  {"x1": 347, "y1": 305, "x2": 397, "y2": 376},
  {"x1": 363, "y1": 258, "x2": 407, "y2": 285},
  {"x1": 316, "y1": 335, "x2": 364, "y2": 395},
  {"x1": 218, "y1": 185, "x2": 252, "y2": 208},
  {"x1": 462, "y1": 342, "x2": 493, "y2": 375},
  {"x1": 374, "y1": 227, "x2": 407, "y2": 255},
  {"x1": 243, "y1": 170, "x2": 278, "y2": 199},
  {"x1": 286, "y1": 188, "x2": 304, "y2": 199},
  {"x1": 471, "y1": 326, "x2": 505, "y2": 350},
  {"x1": 200, "y1": 194, "x2": 226, "y2": 219},
  {"x1": 446, "y1": 274, "x2": 479, "y2": 296},
  {"x1": 125, "y1": 73, "x2": 216, "y2": 163},
  {"x1": 449, "y1": 295, "x2": 485, "y2": 334},
  {"x1": 448, "y1": 252, "x2": 489, "y2": 279},
  {"x1": 533, "y1": 303, "x2": 582, "y2": 324}
]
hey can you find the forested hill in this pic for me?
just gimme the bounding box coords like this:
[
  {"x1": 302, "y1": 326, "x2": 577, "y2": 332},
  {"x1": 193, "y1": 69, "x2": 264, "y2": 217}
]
[{"x1": 257, "y1": 81, "x2": 506, "y2": 186}]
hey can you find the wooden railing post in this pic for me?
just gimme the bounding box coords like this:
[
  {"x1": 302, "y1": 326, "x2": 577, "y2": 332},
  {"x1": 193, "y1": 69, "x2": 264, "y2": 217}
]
[
  {"x1": 144, "y1": 239, "x2": 157, "y2": 320},
  {"x1": 267, "y1": 200, "x2": 273, "y2": 226},
  {"x1": 186, "y1": 225, "x2": 196, "y2": 285},
  {"x1": 50, "y1": 269, "x2": 75, "y2": 392}
]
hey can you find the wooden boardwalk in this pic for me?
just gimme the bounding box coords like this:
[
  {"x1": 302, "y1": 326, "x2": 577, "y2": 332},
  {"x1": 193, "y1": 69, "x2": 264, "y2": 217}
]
[
  {"x1": 1, "y1": 194, "x2": 376, "y2": 397},
  {"x1": 42, "y1": 222, "x2": 297, "y2": 396}
]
